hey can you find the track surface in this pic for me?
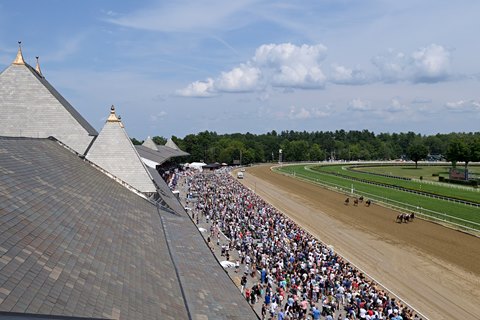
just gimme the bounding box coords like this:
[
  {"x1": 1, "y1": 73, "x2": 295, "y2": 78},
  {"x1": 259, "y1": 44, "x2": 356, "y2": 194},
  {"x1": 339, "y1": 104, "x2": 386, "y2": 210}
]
[{"x1": 240, "y1": 165, "x2": 480, "y2": 320}]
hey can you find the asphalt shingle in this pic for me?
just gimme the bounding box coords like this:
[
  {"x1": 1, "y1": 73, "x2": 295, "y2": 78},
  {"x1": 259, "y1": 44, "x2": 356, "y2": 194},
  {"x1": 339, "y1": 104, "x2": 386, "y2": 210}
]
[{"x1": 0, "y1": 137, "x2": 258, "y2": 320}]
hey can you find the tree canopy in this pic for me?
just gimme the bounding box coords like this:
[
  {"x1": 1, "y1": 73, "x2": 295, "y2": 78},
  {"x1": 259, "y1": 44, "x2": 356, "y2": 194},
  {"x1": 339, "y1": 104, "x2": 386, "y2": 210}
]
[
  {"x1": 407, "y1": 140, "x2": 429, "y2": 168},
  {"x1": 134, "y1": 130, "x2": 480, "y2": 166}
]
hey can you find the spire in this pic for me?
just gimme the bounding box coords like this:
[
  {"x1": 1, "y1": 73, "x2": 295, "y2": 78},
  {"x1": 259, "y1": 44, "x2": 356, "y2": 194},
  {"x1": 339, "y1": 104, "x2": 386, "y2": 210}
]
[
  {"x1": 35, "y1": 56, "x2": 43, "y2": 77},
  {"x1": 13, "y1": 41, "x2": 25, "y2": 65},
  {"x1": 107, "y1": 105, "x2": 120, "y2": 122}
]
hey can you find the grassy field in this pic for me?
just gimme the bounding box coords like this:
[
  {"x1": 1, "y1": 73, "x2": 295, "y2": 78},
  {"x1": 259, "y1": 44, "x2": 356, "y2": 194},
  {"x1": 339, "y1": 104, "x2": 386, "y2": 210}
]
[
  {"x1": 315, "y1": 164, "x2": 480, "y2": 204},
  {"x1": 352, "y1": 164, "x2": 480, "y2": 181},
  {"x1": 275, "y1": 164, "x2": 480, "y2": 231}
]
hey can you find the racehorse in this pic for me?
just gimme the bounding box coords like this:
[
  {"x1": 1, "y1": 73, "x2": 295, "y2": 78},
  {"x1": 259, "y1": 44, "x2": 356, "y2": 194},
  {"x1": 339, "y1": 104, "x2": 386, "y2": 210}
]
[
  {"x1": 344, "y1": 197, "x2": 350, "y2": 205},
  {"x1": 358, "y1": 196, "x2": 364, "y2": 203},
  {"x1": 353, "y1": 198, "x2": 359, "y2": 206},
  {"x1": 396, "y1": 214, "x2": 405, "y2": 223},
  {"x1": 396, "y1": 213, "x2": 414, "y2": 223},
  {"x1": 365, "y1": 199, "x2": 371, "y2": 207}
]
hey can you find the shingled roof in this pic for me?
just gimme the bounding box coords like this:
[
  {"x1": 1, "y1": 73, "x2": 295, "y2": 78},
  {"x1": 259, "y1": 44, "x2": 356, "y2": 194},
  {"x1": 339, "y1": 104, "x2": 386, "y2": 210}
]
[
  {"x1": 0, "y1": 45, "x2": 97, "y2": 155},
  {"x1": 165, "y1": 138, "x2": 180, "y2": 150},
  {"x1": 86, "y1": 106, "x2": 157, "y2": 194},
  {"x1": 142, "y1": 136, "x2": 159, "y2": 151},
  {"x1": 136, "y1": 139, "x2": 189, "y2": 167},
  {"x1": 0, "y1": 137, "x2": 257, "y2": 319}
]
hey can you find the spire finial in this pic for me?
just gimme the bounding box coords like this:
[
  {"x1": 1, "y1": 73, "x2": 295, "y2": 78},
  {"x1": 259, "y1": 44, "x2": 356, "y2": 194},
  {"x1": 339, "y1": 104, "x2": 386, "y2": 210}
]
[
  {"x1": 13, "y1": 41, "x2": 25, "y2": 65},
  {"x1": 35, "y1": 56, "x2": 43, "y2": 77},
  {"x1": 107, "y1": 105, "x2": 120, "y2": 122}
]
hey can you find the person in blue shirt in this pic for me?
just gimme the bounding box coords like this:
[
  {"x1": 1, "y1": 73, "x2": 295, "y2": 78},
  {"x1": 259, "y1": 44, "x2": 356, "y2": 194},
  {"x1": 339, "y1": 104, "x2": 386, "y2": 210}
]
[{"x1": 312, "y1": 306, "x2": 321, "y2": 320}]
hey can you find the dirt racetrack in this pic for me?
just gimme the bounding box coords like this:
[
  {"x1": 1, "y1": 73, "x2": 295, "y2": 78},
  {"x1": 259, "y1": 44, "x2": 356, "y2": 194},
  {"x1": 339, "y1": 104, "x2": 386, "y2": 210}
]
[{"x1": 239, "y1": 165, "x2": 480, "y2": 320}]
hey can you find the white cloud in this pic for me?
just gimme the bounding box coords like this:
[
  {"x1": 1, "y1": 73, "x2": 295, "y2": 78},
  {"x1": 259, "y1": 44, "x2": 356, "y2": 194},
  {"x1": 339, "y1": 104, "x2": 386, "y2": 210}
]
[
  {"x1": 330, "y1": 64, "x2": 368, "y2": 85},
  {"x1": 288, "y1": 106, "x2": 311, "y2": 120},
  {"x1": 348, "y1": 98, "x2": 372, "y2": 111},
  {"x1": 372, "y1": 44, "x2": 451, "y2": 83},
  {"x1": 149, "y1": 111, "x2": 167, "y2": 122},
  {"x1": 445, "y1": 100, "x2": 480, "y2": 112},
  {"x1": 177, "y1": 43, "x2": 328, "y2": 97},
  {"x1": 411, "y1": 44, "x2": 450, "y2": 82},
  {"x1": 253, "y1": 43, "x2": 327, "y2": 89},
  {"x1": 107, "y1": 0, "x2": 258, "y2": 33},
  {"x1": 175, "y1": 78, "x2": 216, "y2": 97},
  {"x1": 215, "y1": 64, "x2": 261, "y2": 92},
  {"x1": 385, "y1": 98, "x2": 407, "y2": 113},
  {"x1": 285, "y1": 106, "x2": 330, "y2": 120}
]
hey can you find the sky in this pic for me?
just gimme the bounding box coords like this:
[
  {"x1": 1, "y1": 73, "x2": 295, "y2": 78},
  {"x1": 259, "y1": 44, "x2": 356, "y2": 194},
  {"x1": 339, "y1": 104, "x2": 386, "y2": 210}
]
[{"x1": 1, "y1": 0, "x2": 479, "y2": 139}]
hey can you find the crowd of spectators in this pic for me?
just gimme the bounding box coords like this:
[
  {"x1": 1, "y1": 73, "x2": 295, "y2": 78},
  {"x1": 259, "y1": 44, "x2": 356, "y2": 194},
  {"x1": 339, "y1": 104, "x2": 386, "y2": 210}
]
[{"x1": 185, "y1": 168, "x2": 422, "y2": 320}]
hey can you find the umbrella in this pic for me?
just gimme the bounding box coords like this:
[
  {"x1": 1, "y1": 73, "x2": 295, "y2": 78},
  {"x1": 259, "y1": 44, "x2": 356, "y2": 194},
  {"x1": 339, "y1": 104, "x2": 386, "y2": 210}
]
[
  {"x1": 198, "y1": 227, "x2": 207, "y2": 233},
  {"x1": 220, "y1": 260, "x2": 236, "y2": 268}
]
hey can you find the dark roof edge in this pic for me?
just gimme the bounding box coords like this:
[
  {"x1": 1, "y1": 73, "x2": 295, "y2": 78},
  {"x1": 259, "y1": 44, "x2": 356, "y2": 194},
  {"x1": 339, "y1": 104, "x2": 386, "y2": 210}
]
[
  {"x1": 155, "y1": 206, "x2": 193, "y2": 320},
  {"x1": 0, "y1": 310, "x2": 109, "y2": 319},
  {"x1": 24, "y1": 63, "x2": 98, "y2": 136}
]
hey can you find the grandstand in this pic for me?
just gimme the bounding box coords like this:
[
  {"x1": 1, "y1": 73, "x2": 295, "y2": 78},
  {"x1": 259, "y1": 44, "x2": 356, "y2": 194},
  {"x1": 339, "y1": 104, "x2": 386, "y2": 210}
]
[{"x1": 0, "y1": 45, "x2": 257, "y2": 319}]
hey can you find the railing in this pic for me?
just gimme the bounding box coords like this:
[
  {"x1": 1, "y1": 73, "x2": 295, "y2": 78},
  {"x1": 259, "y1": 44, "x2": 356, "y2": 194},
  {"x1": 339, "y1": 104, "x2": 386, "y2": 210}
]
[
  {"x1": 273, "y1": 166, "x2": 480, "y2": 233},
  {"x1": 412, "y1": 178, "x2": 480, "y2": 192},
  {"x1": 310, "y1": 167, "x2": 480, "y2": 208}
]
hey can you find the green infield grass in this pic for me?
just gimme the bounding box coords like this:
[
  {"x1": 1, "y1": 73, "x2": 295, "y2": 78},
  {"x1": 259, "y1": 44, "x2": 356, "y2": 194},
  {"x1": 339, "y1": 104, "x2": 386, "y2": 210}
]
[
  {"x1": 314, "y1": 164, "x2": 480, "y2": 204},
  {"x1": 274, "y1": 164, "x2": 480, "y2": 231},
  {"x1": 350, "y1": 164, "x2": 480, "y2": 182}
]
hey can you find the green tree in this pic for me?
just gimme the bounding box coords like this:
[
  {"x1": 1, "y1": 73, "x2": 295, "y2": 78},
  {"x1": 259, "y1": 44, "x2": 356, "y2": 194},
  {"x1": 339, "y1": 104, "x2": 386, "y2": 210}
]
[
  {"x1": 470, "y1": 137, "x2": 480, "y2": 163},
  {"x1": 131, "y1": 138, "x2": 143, "y2": 145},
  {"x1": 446, "y1": 138, "x2": 469, "y2": 168},
  {"x1": 407, "y1": 141, "x2": 428, "y2": 168},
  {"x1": 309, "y1": 143, "x2": 325, "y2": 161},
  {"x1": 284, "y1": 140, "x2": 309, "y2": 161},
  {"x1": 152, "y1": 136, "x2": 166, "y2": 145}
]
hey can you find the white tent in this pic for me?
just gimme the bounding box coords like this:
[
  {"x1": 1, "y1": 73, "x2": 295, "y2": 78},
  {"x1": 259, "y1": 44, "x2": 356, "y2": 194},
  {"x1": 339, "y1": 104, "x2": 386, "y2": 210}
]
[
  {"x1": 220, "y1": 261, "x2": 236, "y2": 268},
  {"x1": 188, "y1": 162, "x2": 207, "y2": 171}
]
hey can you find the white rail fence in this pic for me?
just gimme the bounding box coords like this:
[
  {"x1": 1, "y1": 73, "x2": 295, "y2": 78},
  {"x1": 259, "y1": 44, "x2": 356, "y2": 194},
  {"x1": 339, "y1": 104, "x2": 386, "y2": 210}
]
[{"x1": 275, "y1": 167, "x2": 480, "y2": 233}]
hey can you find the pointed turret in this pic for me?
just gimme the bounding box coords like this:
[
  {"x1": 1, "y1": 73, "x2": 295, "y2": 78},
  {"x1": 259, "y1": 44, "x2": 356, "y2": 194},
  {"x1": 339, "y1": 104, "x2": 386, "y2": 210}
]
[
  {"x1": 142, "y1": 136, "x2": 159, "y2": 151},
  {"x1": 107, "y1": 105, "x2": 120, "y2": 122},
  {"x1": 86, "y1": 106, "x2": 156, "y2": 193},
  {"x1": 0, "y1": 44, "x2": 97, "y2": 154},
  {"x1": 35, "y1": 56, "x2": 43, "y2": 77},
  {"x1": 12, "y1": 41, "x2": 25, "y2": 65},
  {"x1": 165, "y1": 138, "x2": 180, "y2": 150}
]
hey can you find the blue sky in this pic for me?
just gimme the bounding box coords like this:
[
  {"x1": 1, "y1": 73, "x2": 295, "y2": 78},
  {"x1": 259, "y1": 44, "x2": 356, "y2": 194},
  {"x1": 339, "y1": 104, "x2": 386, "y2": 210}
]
[{"x1": 1, "y1": 0, "x2": 479, "y2": 139}]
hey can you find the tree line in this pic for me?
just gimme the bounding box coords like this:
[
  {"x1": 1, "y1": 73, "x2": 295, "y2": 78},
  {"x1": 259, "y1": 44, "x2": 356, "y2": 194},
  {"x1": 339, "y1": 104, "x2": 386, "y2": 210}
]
[{"x1": 132, "y1": 130, "x2": 480, "y2": 168}]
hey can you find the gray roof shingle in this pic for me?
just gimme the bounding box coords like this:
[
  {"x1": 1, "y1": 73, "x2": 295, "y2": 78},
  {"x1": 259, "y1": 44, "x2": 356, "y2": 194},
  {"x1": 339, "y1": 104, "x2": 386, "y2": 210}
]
[
  {"x1": 86, "y1": 110, "x2": 157, "y2": 194},
  {"x1": 0, "y1": 63, "x2": 97, "y2": 155},
  {"x1": 142, "y1": 137, "x2": 159, "y2": 151},
  {"x1": 0, "y1": 137, "x2": 257, "y2": 320},
  {"x1": 136, "y1": 145, "x2": 189, "y2": 167},
  {"x1": 0, "y1": 137, "x2": 186, "y2": 319}
]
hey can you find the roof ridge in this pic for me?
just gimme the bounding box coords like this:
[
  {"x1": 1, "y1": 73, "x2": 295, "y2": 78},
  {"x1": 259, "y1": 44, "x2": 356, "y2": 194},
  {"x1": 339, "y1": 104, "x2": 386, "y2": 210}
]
[{"x1": 21, "y1": 63, "x2": 98, "y2": 136}]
